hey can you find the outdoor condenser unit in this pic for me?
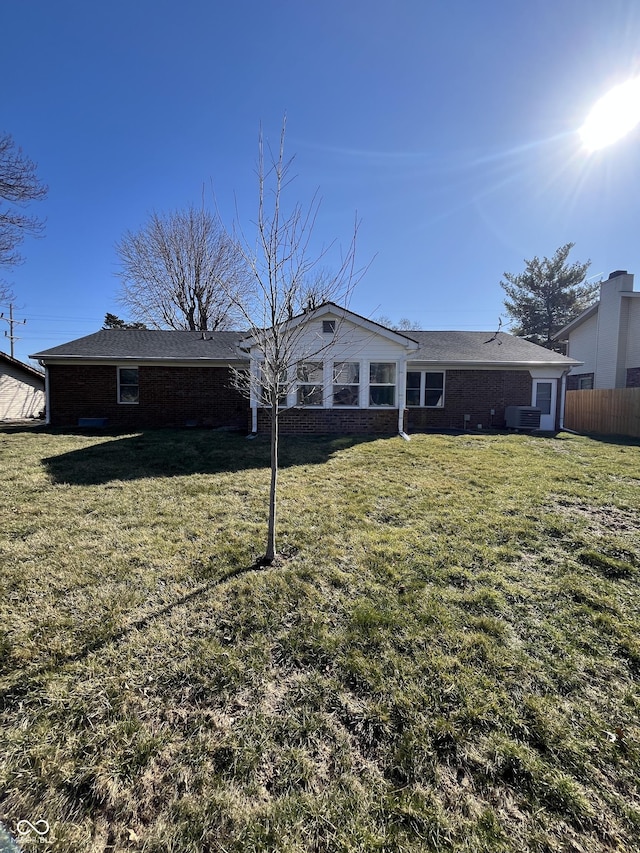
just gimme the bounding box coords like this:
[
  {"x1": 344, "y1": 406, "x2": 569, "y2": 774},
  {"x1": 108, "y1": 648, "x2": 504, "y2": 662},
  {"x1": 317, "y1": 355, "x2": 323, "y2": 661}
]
[{"x1": 505, "y1": 406, "x2": 541, "y2": 430}]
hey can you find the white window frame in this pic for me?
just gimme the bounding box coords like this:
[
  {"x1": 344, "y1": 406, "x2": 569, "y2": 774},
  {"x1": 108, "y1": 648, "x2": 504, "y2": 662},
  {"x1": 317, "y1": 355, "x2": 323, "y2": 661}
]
[
  {"x1": 332, "y1": 361, "x2": 360, "y2": 407},
  {"x1": 406, "y1": 370, "x2": 445, "y2": 407},
  {"x1": 369, "y1": 362, "x2": 397, "y2": 407},
  {"x1": 296, "y1": 361, "x2": 324, "y2": 407},
  {"x1": 117, "y1": 366, "x2": 139, "y2": 404}
]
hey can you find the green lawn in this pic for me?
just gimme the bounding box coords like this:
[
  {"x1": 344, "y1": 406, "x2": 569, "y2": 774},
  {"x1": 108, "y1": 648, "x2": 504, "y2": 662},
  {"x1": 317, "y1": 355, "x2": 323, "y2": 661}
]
[{"x1": 1, "y1": 426, "x2": 639, "y2": 852}]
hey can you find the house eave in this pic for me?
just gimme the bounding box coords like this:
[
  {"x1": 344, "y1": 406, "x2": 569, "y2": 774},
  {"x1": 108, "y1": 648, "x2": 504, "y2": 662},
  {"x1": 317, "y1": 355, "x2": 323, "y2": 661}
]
[
  {"x1": 1, "y1": 352, "x2": 45, "y2": 380},
  {"x1": 553, "y1": 303, "x2": 600, "y2": 340},
  {"x1": 409, "y1": 359, "x2": 582, "y2": 370},
  {"x1": 34, "y1": 355, "x2": 249, "y2": 367}
]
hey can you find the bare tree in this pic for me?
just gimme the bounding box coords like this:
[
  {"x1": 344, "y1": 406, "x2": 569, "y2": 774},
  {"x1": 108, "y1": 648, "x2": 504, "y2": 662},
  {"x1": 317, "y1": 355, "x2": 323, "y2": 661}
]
[
  {"x1": 229, "y1": 122, "x2": 366, "y2": 564},
  {"x1": 0, "y1": 132, "x2": 47, "y2": 296},
  {"x1": 375, "y1": 314, "x2": 421, "y2": 332},
  {"x1": 115, "y1": 204, "x2": 251, "y2": 331},
  {"x1": 0, "y1": 280, "x2": 14, "y2": 307}
]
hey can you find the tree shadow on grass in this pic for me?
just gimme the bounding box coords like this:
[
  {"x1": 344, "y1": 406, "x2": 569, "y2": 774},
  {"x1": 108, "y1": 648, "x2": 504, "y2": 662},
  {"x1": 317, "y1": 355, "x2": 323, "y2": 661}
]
[
  {"x1": 42, "y1": 429, "x2": 379, "y2": 485},
  {"x1": 0, "y1": 560, "x2": 270, "y2": 706}
]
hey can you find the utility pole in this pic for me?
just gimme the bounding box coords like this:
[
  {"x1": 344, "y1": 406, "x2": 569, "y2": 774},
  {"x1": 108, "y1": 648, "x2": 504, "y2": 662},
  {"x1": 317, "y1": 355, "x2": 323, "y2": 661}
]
[{"x1": 0, "y1": 304, "x2": 26, "y2": 359}]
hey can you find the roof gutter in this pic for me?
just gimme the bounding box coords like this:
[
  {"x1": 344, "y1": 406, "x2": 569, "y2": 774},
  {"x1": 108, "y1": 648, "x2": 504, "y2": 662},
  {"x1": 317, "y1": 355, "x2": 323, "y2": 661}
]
[{"x1": 408, "y1": 359, "x2": 581, "y2": 369}]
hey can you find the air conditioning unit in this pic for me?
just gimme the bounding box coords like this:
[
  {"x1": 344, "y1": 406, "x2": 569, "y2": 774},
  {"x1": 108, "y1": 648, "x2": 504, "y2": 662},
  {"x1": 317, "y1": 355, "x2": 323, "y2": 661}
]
[{"x1": 505, "y1": 406, "x2": 541, "y2": 430}]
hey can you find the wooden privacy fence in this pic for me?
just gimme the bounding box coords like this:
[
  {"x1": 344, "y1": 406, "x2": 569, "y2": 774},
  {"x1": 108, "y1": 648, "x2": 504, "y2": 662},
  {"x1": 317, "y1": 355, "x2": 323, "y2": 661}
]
[{"x1": 565, "y1": 388, "x2": 640, "y2": 438}]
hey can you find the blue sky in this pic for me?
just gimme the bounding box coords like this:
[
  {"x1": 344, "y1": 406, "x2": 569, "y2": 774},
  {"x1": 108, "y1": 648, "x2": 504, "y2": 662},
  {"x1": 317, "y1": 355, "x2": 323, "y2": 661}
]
[{"x1": 3, "y1": 0, "x2": 640, "y2": 365}]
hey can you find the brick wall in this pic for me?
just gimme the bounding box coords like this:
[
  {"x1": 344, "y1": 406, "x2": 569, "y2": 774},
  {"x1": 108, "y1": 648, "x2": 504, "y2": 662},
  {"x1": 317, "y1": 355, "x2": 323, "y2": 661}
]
[
  {"x1": 626, "y1": 367, "x2": 640, "y2": 388},
  {"x1": 407, "y1": 369, "x2": 532, "y2": 431},
  {"x1": 48, "y1": 363, "x2": 536, "y2": 433},
  {"x1": 567, "y1": 373, "x2": 594, "y2": 391},
  {"x1": 48, "y1": 364, "x2": 249, "y2": 429},
  {"x1": 257, "y1": 407, "x2": 400, "y2": 435}
]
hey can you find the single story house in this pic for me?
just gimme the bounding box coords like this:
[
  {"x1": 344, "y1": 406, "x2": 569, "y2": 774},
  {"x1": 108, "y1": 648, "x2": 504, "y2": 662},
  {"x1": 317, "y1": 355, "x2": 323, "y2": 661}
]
[
  {"x1": 554, "y1": 269, "x2": 640, "y2": 390},
  {"x1": 0, "y1": 351, "x2": 45, "y2": 420},
  {"x1": 31, "y1": 303, "x2": 579, "y2": 434}
]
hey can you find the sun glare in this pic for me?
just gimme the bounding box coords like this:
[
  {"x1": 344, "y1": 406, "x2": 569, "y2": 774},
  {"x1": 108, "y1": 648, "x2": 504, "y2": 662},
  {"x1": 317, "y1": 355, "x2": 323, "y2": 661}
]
[{"x1": 580, "y1": 76, "x2": 640, "y2": 152}]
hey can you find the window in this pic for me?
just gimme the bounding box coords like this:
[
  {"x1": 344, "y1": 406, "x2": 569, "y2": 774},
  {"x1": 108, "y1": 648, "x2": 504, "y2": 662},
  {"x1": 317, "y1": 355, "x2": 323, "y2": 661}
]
[
  {"x1": 259, "y1": 365, "x2": 288, "y2": 407},
  {"x1": 425, "y1": 372, "x2": 445, "y2": 407},
  {"x1": 118, "y1": 367, "x2": 139, "y2": 404},
  {"x1": 323, "y1": 320, "x2": 336, "y2": 334},
  {"x1": 297, "y1": 361, "x2": 323, "y2": 406},
  {"x1": 369, "y1": 362, "x2": 396, "y2": 406},
  {"x1": 406, "y1": 371, "x2": 421, "y2": 407},
  {"x1": 406, "y1": 370, "x2": 444, "y2": 407},
  {"x1": 578, "y1": 376, "x2": 593, "y2": 390},
  {"x1": 535, "y1": 381, "x2": 552, "y2": 415},
  {"x1": 333, "y1": 362, "x2": 360, "y2": 406}
]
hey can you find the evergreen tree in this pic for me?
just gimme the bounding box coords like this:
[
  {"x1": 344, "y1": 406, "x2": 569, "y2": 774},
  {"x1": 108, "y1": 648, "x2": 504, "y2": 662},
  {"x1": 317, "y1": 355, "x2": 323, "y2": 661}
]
[
  {"x1": 103, "y1": 312, "x2": 147, "y2": 330},
  {"x1": 501, "y1": 243, "x2": 597, "y2": 351}
]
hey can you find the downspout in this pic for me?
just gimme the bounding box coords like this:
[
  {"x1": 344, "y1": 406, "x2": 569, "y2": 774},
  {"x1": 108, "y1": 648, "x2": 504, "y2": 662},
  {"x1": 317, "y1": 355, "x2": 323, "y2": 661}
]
[
  {"x1": 397, "y1": 356, "x2": 410, "y2": 440},
  {"x1": 40, "y1": 362, "x2": 51, "y2": 425},
  {"x1": 249, "y1": 353, "x2": 258, "y2": 436},
  {"x1": 559, "y1": 370, "x2": 567, "y2": 430}
]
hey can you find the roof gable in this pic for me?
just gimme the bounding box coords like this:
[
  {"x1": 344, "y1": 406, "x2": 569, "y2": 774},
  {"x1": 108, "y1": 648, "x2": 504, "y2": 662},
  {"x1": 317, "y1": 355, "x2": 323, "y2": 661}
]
[
  {"x1": 0, "y1": 351, "x2": 45, "y2": 381},
  {"x1": 553, "y1": 302, "x2": 600, "y2": 341},
  {"x1": 240, "y1": 302, "x2": 420, "y2": 351}
]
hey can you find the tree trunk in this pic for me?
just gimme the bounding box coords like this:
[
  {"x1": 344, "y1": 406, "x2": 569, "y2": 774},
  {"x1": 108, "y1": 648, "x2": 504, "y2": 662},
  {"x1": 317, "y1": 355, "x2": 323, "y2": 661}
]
[{"x1": 264, "y1": 403, "x2": 278, "y2": 563}]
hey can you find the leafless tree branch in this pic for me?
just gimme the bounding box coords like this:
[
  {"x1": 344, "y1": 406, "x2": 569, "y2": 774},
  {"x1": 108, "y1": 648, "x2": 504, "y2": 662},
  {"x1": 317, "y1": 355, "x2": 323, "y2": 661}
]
[
  {"x1": 0, "y1": 132, "x2": 47, "y2": 270},
  {"x1": 115, "y1": 204, "x2": 252, "y2": 331}
]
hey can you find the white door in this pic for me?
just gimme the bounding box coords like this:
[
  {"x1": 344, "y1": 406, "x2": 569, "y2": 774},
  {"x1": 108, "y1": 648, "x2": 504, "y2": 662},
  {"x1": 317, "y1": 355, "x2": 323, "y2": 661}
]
[{"x1": 532, "y1": 380, "x2": 556, "y2": 430}]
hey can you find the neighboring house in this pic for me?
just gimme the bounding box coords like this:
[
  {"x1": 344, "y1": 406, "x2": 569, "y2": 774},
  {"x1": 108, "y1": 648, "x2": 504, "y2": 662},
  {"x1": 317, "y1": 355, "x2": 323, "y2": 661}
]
[
  {"x1": 31, "y1": 303, "x2": 579, "y2": 434},
  {"x1": 0, "y1": 352, "x2": 45, "y2": 420},
  {"x1": 554, "y1": 270, "x2": 640, "y2": 390}
]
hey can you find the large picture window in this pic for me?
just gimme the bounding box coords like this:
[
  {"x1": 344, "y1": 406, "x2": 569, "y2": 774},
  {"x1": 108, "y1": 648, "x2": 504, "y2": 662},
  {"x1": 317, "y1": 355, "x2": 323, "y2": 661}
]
[
  {"x1": 118, "y1": 367, "x2": 139, "y2": 404},
  {"x1": 333, "y1": 362, "x2": 360, "y2": 406},
  {"x1": 297, "y1": 361, "x2": 323, "y2": 406},
  {"x1": 369, "y1": 362, "x2": 396, "y2": 406},
  {"x1": 406, "y1": 370, "x2": 445, "y2": 407}
]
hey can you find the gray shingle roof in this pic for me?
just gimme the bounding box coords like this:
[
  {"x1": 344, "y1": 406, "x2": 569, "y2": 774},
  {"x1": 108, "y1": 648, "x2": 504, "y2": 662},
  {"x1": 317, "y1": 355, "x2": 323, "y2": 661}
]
[
  {"x1": 31, "y1": 329, "x2": 247, "y2": 361},
  {"x1": 409, "y1": 331, "x2": 578, "y2": 365},
  {"x1": 31, "y1": 327, "x2": 579, "y2": 367}
]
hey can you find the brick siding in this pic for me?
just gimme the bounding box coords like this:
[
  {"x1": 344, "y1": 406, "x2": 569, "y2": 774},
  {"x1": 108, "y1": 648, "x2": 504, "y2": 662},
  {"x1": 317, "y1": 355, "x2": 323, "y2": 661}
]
[
  {"x1": 48, "y1": 364, "x2": 249, "y2": 429},
  {"x1": 257, "y1": 407, "x2": 400, "y2": 435},
  {"x1": 48, "y1": 364, "x2": 536, "y2": 433},
  {"x1": 407, "y1": 369, "x2": 532, "y2": 431}
]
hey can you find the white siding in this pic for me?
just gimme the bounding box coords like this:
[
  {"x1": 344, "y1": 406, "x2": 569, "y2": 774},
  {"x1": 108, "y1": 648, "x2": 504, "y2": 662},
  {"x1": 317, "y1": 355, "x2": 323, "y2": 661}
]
[
  {"x1": 250, "y1": 314, "x2": 414, "y2": 409},
  {"x1": 568, "y1": 275, "x2": 640, "y2": 389},
  {"x1": 595, "y1": 273, "x2": 633, "y2": 389},
  {"x1": 567, "y1": 312, "x2": 597, "y2": 376},
  {"x1": 0, "y1": 363, "x2": 45, "y2": 419}
]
